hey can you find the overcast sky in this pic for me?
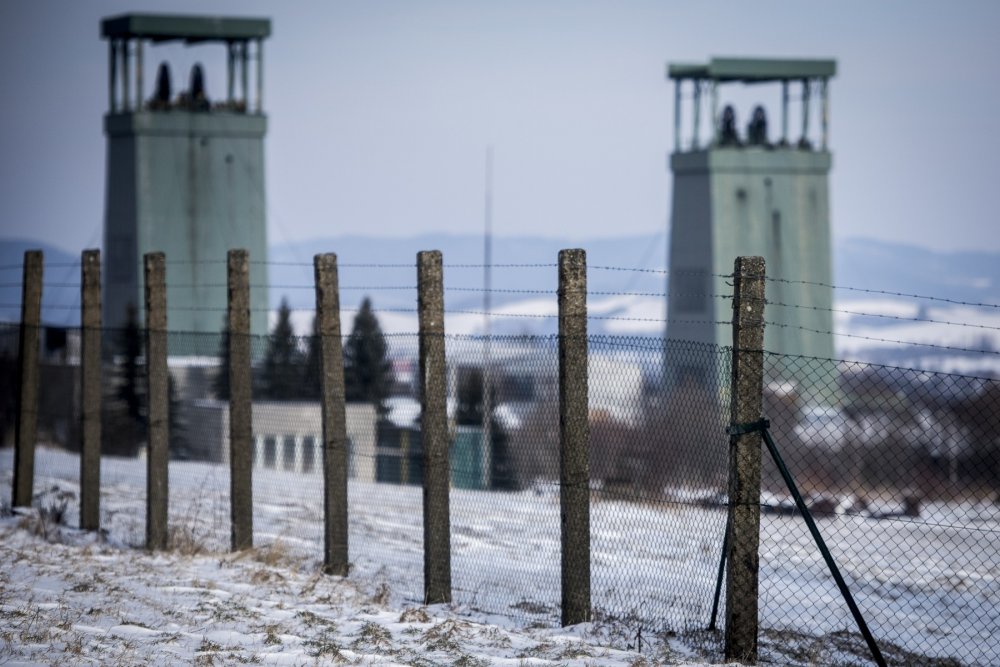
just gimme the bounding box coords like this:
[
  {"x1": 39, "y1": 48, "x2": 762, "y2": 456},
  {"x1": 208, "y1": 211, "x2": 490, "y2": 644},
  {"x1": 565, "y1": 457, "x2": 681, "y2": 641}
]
[{"x1": 1, "y1": 0, "x2": 998, "y2": 254}]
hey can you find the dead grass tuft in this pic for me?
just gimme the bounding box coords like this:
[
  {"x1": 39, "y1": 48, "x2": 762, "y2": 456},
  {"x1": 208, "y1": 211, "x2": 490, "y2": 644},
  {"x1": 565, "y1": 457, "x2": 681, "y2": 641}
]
[
  {"x1": 421, "y1": 619, "x2": 474, "y2": 653},
  {"x1": 351, "y1": 620, "x2": 393, "y2": 653},
  {"x1": 169, "y1": 523, "x2": 207, "y2": 556},
  {"x1": 17, "y1": 492, "x2": 72, "y2": 542},
  {"x1": 368, "y1": 581, "x2": 391, "y2": 606},
  {"x1": 250, "y1": 539, "x2": 293, "y2": 568},
  {"x1": 399, "y1": 607, "x2": 431, "y2": 624}
]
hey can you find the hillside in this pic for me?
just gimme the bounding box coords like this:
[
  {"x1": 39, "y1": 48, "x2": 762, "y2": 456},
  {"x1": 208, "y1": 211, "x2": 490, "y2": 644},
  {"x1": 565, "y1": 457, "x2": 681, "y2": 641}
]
[{"x1": 2, "y1": 234, "x2": 999, "y2": 373}]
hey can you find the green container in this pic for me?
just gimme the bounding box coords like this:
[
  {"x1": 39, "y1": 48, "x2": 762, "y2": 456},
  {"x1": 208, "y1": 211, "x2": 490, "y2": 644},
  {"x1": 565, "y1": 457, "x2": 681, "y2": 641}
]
[{"x1": 451, "y1": 426, "x2": 489, "y2": 490}]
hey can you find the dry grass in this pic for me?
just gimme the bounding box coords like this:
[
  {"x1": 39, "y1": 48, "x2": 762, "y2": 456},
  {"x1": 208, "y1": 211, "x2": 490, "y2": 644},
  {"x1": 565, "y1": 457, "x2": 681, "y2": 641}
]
[
  {"x1": 399, "y1": 607, "x2": 431, "y2": 623},
  {"x1": 250, "y1": 539, "x2": 294, "y2": 568},
  {"x1": 168, "y1": 522, "x2": 206, "y2": 555},
  {"x1": 368, "y1": 581, "x2": 391, "y2": 606}
]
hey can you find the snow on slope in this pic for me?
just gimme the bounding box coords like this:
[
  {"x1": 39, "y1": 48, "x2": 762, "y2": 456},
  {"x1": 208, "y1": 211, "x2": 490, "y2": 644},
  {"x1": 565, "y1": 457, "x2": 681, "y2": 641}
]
[
  {"x1": 2, "y1": 447, "x2": 992, "y2": 666},
  {"x1": 833, "y1": 299, "x2": 1000, "y2": 375}
]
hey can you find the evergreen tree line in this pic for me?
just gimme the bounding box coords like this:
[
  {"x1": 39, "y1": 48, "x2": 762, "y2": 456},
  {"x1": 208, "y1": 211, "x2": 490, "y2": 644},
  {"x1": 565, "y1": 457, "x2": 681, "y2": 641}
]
[{"x1": 213, "y1": 296, "x2": 392, "y2": 411}]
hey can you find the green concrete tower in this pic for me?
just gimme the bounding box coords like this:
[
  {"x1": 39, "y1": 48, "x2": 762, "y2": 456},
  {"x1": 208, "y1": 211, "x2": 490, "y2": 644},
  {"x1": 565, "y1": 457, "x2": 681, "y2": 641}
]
[
  {"x1": 101, "y1": 13, "x2": 270, "y2": 339},
  {"x1": 665, "y1": 58, "x2": 837, "y2": 394}
]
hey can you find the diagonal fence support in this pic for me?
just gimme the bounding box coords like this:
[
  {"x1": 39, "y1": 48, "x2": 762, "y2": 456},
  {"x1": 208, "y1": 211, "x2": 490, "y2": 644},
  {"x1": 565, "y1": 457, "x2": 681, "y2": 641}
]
[
  {"x1": 315, "y1": 253, "x2": 350, "y2": 576},
  {"x1": 708, "y1": 509, "x2": 731, "y2": 632},
  {"x1": 228, "y1": 249, "x2": 254, "y2": 551},
  {"x1": 144, "y1": 252, "x2": 169, "y2": 550},
  {"x1": 418, "y1": 249, "x2": 451, "y2": 604},
  {"x1": 725, "y1": 255, "x2": 765, "y2": 663},
  {"x1": 12, "y1": 250, "x2": 43, "y2": 509},
  {"x1": 559, "y1": 248, "x2": 591, "y2": 626},
  {"x1": 729, "y1": 419, "x2": 888, "y2": 667},
  {"x1": 80, "y1": 249, "x2": 102, "y2": 531}
]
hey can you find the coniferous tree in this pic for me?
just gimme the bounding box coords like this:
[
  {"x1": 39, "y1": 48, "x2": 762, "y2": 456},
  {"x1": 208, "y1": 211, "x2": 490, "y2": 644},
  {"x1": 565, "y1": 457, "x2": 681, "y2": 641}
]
[
  {"x1": 344, "y1": 297, "x2": 391, "y2": 414},
  {"x1": 0, "y1": 348, "x2": 16, "y2": 446},
  {"x1": 302, "y1": 314, "x2": 322, "y2": 401},
  {"x1": 168, "y1": 372, "x2": 190, "y2": 459},
  {"x1": 262, "y1": 298, "x2": 303, "y2": 400},
  {"x1": 118, "y1": 304, "x2": 145, "y2": 423},
  {"x1": 213, "y1": 316, "x2": 231, "y2": 400},
  {"x1": 456, "y1": 368, "x2": 485, "y2": 426},
  {"x1": 101, "y1": 304, "x2": 145, "y2": 456}
]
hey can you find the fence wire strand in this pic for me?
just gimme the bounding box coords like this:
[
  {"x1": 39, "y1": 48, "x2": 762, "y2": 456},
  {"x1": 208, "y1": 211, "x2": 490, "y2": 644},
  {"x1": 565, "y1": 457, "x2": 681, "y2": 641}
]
[{"x1": 1, "y1": 289, "x2": 997, "y2": 666}]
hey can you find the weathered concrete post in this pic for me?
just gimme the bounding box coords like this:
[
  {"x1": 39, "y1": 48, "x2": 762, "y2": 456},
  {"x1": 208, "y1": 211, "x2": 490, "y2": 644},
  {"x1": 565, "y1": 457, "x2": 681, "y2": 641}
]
[
  {"x1": 558, "y1": 248, "x2": 591, "y2": 626},
  {"x1": 725, "y1": 255, "x2": 766, "y2": 663},
  {"x1": 80, "y1": 249, "x2": 102, "y2": 530},
  {"x1": 228, "y1": 249, "x2": 253, "y2": 551},
  {"x1": 144, "y1": 252, "x2": 169, "y2": 550},
  {"x1": 418, "y1": 250, "x2": 451, "y2": 604},
  {"x1": 12, "y1": 250, "x2": 42, "y2": 508},
  {"x1": 315, "y1": 253, "x2": 349, "y2": 576}
]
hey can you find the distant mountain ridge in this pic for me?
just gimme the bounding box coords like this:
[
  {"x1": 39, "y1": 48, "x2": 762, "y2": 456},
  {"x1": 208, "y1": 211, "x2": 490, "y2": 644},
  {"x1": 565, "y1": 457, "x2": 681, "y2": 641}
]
[
  {"x1": 835, "y1": 237, "x2": 1000, "y2": 306},
  {"x1": 1, "y1": 233, "x2": 998, "y2": 327}
]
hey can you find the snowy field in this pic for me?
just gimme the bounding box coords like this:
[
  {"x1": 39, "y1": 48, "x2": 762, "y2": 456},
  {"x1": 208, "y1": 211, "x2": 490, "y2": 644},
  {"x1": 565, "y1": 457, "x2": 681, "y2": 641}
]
[{"x1": 2, "y1": 447, "x2": 996, "y2": 666}]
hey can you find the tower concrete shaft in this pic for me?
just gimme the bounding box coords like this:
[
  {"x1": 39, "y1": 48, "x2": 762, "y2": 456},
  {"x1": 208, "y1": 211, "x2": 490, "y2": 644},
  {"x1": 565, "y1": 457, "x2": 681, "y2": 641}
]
[
  {"x1": 666, "y1": 58, "x2": 837, "y2": 395},
  {"x1": 101, "y1": 13, "x2": 271, "y2": 340}
]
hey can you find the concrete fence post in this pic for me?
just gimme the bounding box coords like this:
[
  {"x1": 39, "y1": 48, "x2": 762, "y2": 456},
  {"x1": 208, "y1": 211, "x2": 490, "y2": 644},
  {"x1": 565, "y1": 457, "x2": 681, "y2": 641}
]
[
  {"x1": 144, "y1": 252, "x2": 169, "y2": 550},
  {"x1": 418, "y1": 250, "x2": 451, "y2": 604},
  {"x1": 315, "y1": 253, "x2": 349, "y2": 576},
  {"x1": 725, "y1": 255, "x2": 766, "y2": 663},
  {"x1": 558, "y1": 248, "x2": 591, "y2": 626},
  {"x1": 12, "y1": 250, "x2": 42, "y2": 509},
  {"x1": 228, "y1": 249, "x2": 253, "y2": 551},
  {"x1": 80, "y1": 249, "x2": 102, "y2": 530}
]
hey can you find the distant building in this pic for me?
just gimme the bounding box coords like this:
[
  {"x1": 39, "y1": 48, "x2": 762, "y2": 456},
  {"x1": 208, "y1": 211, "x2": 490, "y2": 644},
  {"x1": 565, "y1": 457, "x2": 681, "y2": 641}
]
[
  {"x1": 101, "y1": 13, "x2": 271, "y2": 339},
  {"x1": 184, "y1": 400, "x2": 378, "y2": 480},
  {"x1": 665, "y1": 57, "x2": 837, "y2": 392}
]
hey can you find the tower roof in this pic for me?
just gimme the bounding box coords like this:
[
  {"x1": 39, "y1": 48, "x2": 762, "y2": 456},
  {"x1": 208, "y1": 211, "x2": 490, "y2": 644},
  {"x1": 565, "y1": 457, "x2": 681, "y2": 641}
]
[
  {"x1": 668, "y1": 57, "x2": 835, "y2": 82},
  {"x1": 101, "y1": 13, "x2": 271, "y2": 43}
]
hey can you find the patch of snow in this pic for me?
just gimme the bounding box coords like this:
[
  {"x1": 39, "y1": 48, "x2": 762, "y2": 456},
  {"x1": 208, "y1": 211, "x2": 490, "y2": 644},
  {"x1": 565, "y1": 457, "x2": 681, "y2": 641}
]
[{"x1": 0, "y1": 446, "x2": 993, "y2": 666}]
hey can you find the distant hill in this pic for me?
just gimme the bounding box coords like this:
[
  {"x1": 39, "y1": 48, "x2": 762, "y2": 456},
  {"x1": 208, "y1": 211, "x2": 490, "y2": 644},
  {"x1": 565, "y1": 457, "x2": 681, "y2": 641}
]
[
  {"x1": 3, "y1": 232, "x2": 999, "y2": 318},
  {"x1": 266, "y1": 232, "x2": 668, "y2": 312},
  {"x1": 835, "y1": 237, "x2": 1000, "y2": 306},
  {"x1": 2, "y1": 234, "x2": 999, "y2": 374}
]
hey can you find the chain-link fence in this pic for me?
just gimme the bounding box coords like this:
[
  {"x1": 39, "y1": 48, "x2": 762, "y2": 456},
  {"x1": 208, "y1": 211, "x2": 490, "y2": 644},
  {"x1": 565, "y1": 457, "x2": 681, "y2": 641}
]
[
  {"x1": 757, "y1": 352, "x2": 999, "y2": 666},
  {"x1": 2, "y1": 308, "x2": 998, "y2": 665}
]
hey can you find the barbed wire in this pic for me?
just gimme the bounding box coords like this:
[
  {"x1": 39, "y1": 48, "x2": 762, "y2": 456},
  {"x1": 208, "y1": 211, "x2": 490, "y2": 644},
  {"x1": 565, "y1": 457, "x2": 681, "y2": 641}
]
[
  {"x1": 442, "y1": 309, "x2": 722, "y2": 326},
  {"x1": 591, "y1": 265, "x2": 669, "y2": 275},
  {"x1": 233, "y1": 261, "x2": 563, "y2": 269},
  {"x1": 164, "y1": 260, "x2": 229, "y2": 266},
  {"x1": 767, "y1": 300, "x2": 1000, "y2": 332},
  {"x1": 0, "y1": 262, "x2": 80, "y2": 272},
  {"x1": 759, "y1": 348, "x2": 999, "y2": 382},
  {"x1": 763, "y1": 276, "x2": 1000, "y2": 310},
  {"x1": 4, "y1": 258, "x2": 998, "y2": 309},
  {"x1": 447, "y1": 286, "x2": 552, "y2": 295},
  {"x1": 5, "y1": 305, "x2": 995, "y2": 349},
  {"x1": 0, "y1": 303, "x2": 75, "y2": 310},
  {"x1": 446, "y1": 262, "x2": 558, "y2": 269},
  {"x1": 765, "y1": 320, "x2": 1000, "y2": 356},
  {"x1": 3, "y1": 283, "x2": 709, "y2": 301}
]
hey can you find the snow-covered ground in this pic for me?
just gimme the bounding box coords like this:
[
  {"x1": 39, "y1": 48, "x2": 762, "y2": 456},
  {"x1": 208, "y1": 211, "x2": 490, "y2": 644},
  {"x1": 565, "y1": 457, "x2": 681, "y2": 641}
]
[
  {"x1": 2, "y1": 447, "x2": 995, "y2": 666},
  {"x1": 833, "y1": 299, "x2": 1000, "y2": 375},
  {"x1": 283, "y1": 293, "x2": 1000, "y2": 376}
]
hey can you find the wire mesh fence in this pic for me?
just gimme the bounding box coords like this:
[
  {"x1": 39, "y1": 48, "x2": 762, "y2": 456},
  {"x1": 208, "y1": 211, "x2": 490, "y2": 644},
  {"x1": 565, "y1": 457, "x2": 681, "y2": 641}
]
[
  {"x1": 2, "y1": 312, "x2": 999, "y2": 665},
  {"x1": 758, "y1": 352, "x2": 999, "y2": 666}
]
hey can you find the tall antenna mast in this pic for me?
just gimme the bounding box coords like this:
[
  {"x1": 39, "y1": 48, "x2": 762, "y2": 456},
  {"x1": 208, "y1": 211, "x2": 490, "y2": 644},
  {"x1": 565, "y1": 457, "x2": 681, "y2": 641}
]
[
  {"x1": 482, "y1": 146, "x2": 493, "y2": 489},
  {"x1": 484, "y1": 146, "x2": 493, "y2": 333}
]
